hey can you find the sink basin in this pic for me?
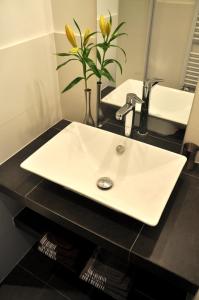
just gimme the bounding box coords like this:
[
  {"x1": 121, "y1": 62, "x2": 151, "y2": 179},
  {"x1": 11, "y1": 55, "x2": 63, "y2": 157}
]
[{"x1": 21, "y1": 122, "x2": 186, "y2": 226}]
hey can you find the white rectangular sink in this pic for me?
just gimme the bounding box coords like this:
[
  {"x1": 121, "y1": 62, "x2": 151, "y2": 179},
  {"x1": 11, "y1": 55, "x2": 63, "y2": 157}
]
[{"x1": 21, "y1": 122, "x2": 186, "y2": 226}]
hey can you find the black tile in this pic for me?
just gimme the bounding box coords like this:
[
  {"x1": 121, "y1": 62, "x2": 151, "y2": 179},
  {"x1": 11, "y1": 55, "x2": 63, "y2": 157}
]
[
  {"x1": 183, "y1": 165, "x2": 199, "y2": 179},
  {"x1": 39, "y1": 285, "x2": 69, "y2": 300},
  {"x1": 19, "y1": 246, "x2": 56, "y2": 282},
  {"x1": 130, "y1": 289, "x2": 154, "y2": 300},
  {"x1": 48, "y1": 265, "x2": 92, "y2": 300},
  {"x1": 26, "y1": 180, "x2": 143, "y2": 259},
  {"x1": 101, "y1": 122, "x2": 124, "y2": 136},
  {"x1": 133, "y1": 267, "x2": 186, "y2": 300},
  {"x1": 0, "y1": 266, "x2": 45, "y2": 300},
  {"x1": 52, "y1": 120, "x2": 71, "y2": 131},
  {"x1": 49, "y1": 265, "x2": 119, "y2": 300},
  {"x1": 131, "y1": 174, "x2": 199, "y2": 292},
  {"x1": 101, "y1": 86, "x2": 115, "y2": 99},
  {"x1": 149, "y1": 129, "x2": 184, "y2": 145},
  {"x1": 141, "y1": 133, "x2": 181, "y2": 153}
]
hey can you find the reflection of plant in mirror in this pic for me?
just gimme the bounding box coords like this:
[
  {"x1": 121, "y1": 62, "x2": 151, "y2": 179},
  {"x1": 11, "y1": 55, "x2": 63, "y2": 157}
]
[
  {"x1": 56, "y1": 19, "x2": 98, "y2": 92},
  {"x1": 95, "y1": 12, "x2": 127, "y2": 82}
]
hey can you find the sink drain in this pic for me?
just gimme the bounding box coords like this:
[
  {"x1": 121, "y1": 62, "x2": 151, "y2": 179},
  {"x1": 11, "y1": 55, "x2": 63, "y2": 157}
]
[{"x1": 97, "y1": 177, "x2": 113, "y2": 190}]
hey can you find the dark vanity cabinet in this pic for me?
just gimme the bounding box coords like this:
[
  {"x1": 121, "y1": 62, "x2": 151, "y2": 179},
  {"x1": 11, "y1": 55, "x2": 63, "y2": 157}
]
[{"x1": 0, "y1": 120, "x2": 198, "y2": 300}]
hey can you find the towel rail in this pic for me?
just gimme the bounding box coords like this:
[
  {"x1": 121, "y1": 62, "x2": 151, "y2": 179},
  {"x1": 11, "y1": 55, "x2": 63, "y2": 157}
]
[{"x1": 183, "y1": 8, "x2": 199, "y2": 89}]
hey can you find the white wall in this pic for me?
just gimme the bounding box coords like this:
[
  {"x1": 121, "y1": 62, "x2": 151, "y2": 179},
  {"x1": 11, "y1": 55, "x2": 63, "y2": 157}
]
[
  {"x1": 116, "y1": 0, "x2": 152, "y2": 85},
  {"x1": 184, "y1": 82, "x2": 199, "y2": 148},
  {"x1": 51, "y1": 0, "x2": 97, "y2": 122},
  {"x1": 97, "y1": 0, "x2": 119, "y2": 16},
  {"x1": 0, "y1": 0, "x2": 62, "y2": 164},
  {"x1": 147, "y1": 0, "x2": 195, "y2": 89}
]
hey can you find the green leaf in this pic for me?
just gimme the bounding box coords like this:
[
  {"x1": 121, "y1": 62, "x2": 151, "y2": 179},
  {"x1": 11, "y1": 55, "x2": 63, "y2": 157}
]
[
  {"x1": 86, "y1": 73, "x2": 94, "y2": 80},
  {"x1": 110, "y1": 45, "x2": 127, "y2": 62},
  {"x1": 97, "y1": 49, "x2": 102, "y2": 64},
  {"x1": 102, "y1": 68, "x2": 115, "y2": 82},
  {"x1": 97, "y1": 42, "x2": 109, "y2": 52},
  {"x1": 87, "y1": 42, "x2": 94, "y2": 48},
  {"x1": 85, "y1": 31, "x2": 97, "y2": 41},
  {"x1": 103, "y1": 59, "x2": 123, "y2": 74},
  {"x1": 109, "y1": 32, "x2": 127, "y2": 43},
  {"x1": 56, "y1": 58, "x2": 78, "y2": 70},
  {"x1": 112, "y1": 21, "x2": 126, "y2": 36},
  {"x1": 108, "y1": 11, "x2": 112, "y2": 25},
  {"x1": 73, "y1": 19, "x2": 82, "y2": 47},
  {"x1": 62, "y1": 77, "x2": 84, "y2": 93},
  {"x1": 85, "y1": 57, "x2": 101, "y2": 78},
  {"x1": 83, "y1": 47, "x2": 91, "y2": 58},
  {"x1": 55, "y1": 53, "x2": 73, "y2": 57}
]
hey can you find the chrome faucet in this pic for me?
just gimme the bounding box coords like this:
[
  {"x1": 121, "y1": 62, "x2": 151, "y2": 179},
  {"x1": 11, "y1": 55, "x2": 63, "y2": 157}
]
[
  {"x1": 138, "y1": 78, "x2": 163, "y2": 135},
  {"x1": 116, "y1": 93, "x2": 144, "y2": 137}
]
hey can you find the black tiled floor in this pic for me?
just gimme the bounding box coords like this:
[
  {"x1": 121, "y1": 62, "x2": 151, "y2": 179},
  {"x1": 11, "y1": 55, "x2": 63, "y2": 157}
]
[
  {"x1": 38, "y1": 285, "x2": 71, "y2": 300},
  {"x1": 0, "y1": 266, "x2": 46, "y2": 300},
  {"x1": 48, "y1": 266, "x2": 93, "y2": 300},
  {"x1": 0, "y1": 245, "x2": 188, "y2": 300},
  {"x1": 0, "y1": 249, "x2": 92, "y2": 300},
  {"x1": 0, "y1": 246, "x2": 115, "y2": 300},
  {"x1": 19, "y1": 246, "x2": 56, "y2": 282}
]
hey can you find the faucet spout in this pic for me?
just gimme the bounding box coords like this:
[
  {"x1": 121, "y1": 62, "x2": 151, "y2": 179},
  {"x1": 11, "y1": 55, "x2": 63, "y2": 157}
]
[
  {"x1": 116, "y1": 103, "x2": 133, "y2": 120},
  {"x1": 115, "y1": 93, "x2": 143, "y2": 137}
]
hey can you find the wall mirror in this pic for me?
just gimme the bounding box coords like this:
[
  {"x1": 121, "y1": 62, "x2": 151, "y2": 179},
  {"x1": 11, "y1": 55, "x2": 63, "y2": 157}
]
[{"x1": 97, "y1": 0, "x2": 199, "y2": 138}]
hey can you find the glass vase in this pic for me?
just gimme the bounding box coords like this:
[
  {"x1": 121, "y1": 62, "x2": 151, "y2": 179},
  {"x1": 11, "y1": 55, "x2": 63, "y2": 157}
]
[
  {"x1": 96, "y1": 81, "x2": 105, "y2": 127},
  {"x1": 83, "y1": 88, "x2": 95, "y2": 126}
]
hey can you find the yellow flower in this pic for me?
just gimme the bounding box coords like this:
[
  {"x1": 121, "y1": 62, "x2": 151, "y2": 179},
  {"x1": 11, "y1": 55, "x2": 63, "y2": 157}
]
[
  {"x1": 83, "y1": 28, "x2": 91, "y2": 46},
  {"x1": 99, "y1": 16, "x2": 107, "y2": 37},
  {"x1": 65, "y1": 25, "x2": 77, "y2": 48},
  {"x1": 70, "y1": 47, "x2": 79, "y2": 54},
  {"x1": 106, "y1": 21, "x2": 111, "y2": 37}
]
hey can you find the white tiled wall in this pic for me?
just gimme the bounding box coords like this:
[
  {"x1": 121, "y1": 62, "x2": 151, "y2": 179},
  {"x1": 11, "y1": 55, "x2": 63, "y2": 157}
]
[
  {"x1": 0, "y1": 0, "x2": 97, "y2": 164},
  {"x1": 0, "y1": 1, "x2": 62, "y2": 164}
]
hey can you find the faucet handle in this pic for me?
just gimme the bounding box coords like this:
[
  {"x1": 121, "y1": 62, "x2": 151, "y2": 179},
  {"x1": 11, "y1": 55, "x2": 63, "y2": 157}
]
[{"x1": 126, "y1": 93, "x2": 144, "y2": 105}]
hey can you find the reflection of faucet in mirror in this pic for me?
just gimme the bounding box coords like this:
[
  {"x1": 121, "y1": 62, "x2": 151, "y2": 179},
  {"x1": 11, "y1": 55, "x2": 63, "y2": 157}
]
[
  {"x1": 97, "y1": 0, "x2": 198, "y2": 141},
  {"x1": 138, "y1": 78, "x2": 163, "y2": 135},
  {"x1": 116, "y1": 93, "x2": 144, "y2": 137}
]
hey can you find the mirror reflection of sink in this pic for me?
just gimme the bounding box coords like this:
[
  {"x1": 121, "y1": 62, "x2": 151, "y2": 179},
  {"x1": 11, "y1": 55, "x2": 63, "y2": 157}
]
[
  {"x1": 102, "y1": 79, "x2": 194, "y2": 135},
  {"x1": 21, "y1": 122, "x2": 186, "y2": 226}
]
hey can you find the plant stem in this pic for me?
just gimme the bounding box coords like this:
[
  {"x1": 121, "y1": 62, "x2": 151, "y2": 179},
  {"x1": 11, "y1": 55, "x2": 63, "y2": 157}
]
[
  {"x1": 78, "y1": 51, "x2": 87, "y2": 90},
  {"x1": 83, "y1": 61, "x2": 87, "y2": 90},
  {"x1": 100, "y1": 36, "x2": 109, "y2": 80}
]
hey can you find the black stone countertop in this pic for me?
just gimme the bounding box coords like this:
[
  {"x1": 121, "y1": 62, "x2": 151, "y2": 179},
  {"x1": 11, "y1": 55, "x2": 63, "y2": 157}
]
[{"x1": 0, "y1": 119, "x2": 199, "y2": 294}]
